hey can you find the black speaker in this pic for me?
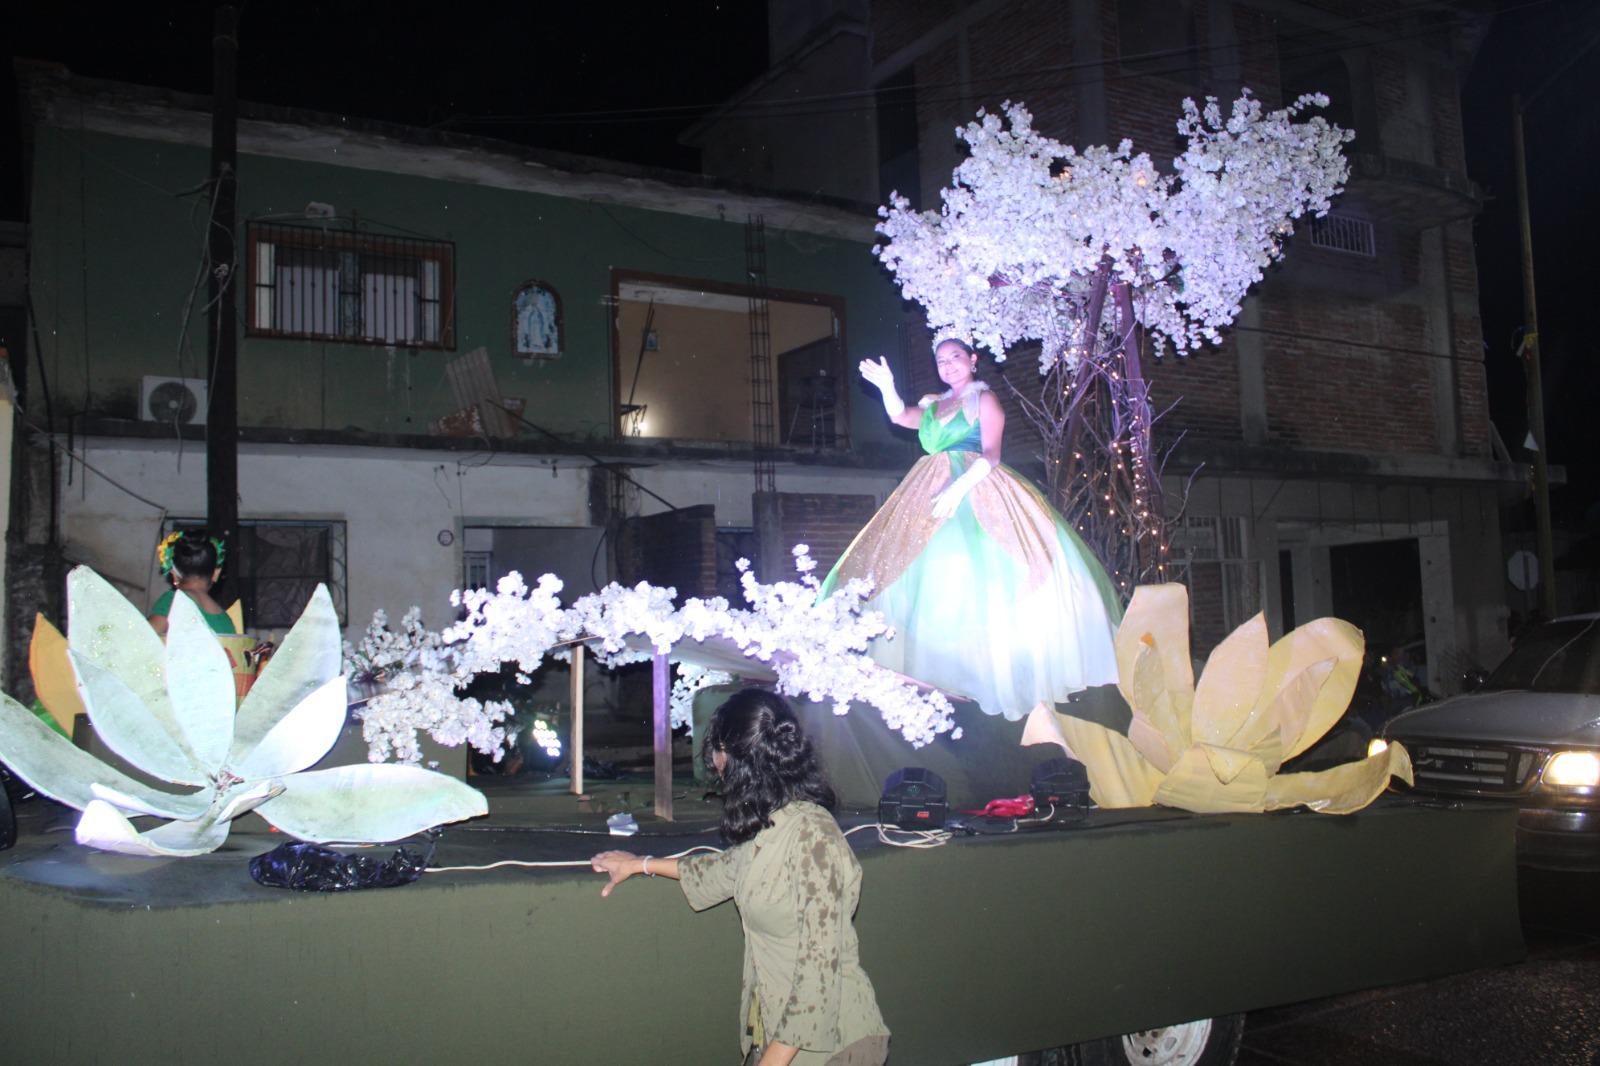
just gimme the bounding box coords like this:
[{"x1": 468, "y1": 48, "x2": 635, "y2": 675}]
[
  {"x1": 1031, "y1": 756, "x2": 1092, "y2": 810},
  {"x1": 878, "y1": 767, "x2": 948, "y2": 829}
]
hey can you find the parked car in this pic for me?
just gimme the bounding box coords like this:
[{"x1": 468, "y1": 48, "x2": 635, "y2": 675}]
[{"x1": 1374, "y1": 614, "x2": 1600, "y2": 870}]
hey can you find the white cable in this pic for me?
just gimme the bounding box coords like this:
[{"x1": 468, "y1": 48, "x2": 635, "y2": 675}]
[{"x1": 425, "y1": 843, "x2": 722, "y2": 874}]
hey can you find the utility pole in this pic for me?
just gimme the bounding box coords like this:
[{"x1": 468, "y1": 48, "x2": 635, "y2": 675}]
[
  {"x1": 1509, "y1": 24, "x2": 1600, "y2": 620},
  {"x1": 1511, "y1": 95, "x2": 1556, "y2": 618},
  {"x1": 206, "y1": 6, "x2": 240, "y2": 608}
]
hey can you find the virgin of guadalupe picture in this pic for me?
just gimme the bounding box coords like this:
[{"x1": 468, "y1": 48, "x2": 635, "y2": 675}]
[{"x1": 514, "y1": 282, "x2": 562, "y2": 358}]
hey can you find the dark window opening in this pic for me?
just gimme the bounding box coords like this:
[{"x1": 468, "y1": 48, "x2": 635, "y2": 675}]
[{"x1": 875, "y1": 67, "x2": 920, "y2": 208}]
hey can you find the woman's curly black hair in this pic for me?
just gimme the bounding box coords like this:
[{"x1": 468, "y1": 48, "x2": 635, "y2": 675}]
[{"x1": 702, "y1": 688, "x2": 835, "y2": 845}]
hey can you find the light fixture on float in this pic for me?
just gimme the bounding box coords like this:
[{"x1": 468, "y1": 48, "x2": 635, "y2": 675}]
[{"x1": 878, "y1": 767, "x2": 948, "y2": 829}]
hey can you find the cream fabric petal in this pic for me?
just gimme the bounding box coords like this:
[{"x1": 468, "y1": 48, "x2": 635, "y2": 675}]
[
  {"x1": 1128, "y1": 716, "x2": 1178, "y2": 773},
  {"x1": 1127, "y1": 646, "x2": 1189, "y2": 754},
  {"x1": 164, "y1": 592, "x2": 237, "y2": 769},
  {"x1": 29, "y1": 614, "x2": 83, "y2": 736},
  {"x1": 1114, "y1": 584, "x2": 1194, "y2": 719},
  {"x1": 1192, "y1": 612, "x2": 1269, "y2": 747},
  {"x1": 1024, "y1": 710, "x2": 1166, "y2": 809},
  {"x1": 1194, "y1": 742, "x2": 1260, "y2": 786},
  {"x1": 67, "y1": 567, "x2": 181, "y2": 743},
  {"x1": 1264, "y1": 742, "x2": 1414, "y2": 814},
  {"x1": 1153, "y1": 746, "x2": 1268, "y2": 813},
  {"x1": 1272, "y1": 660, "x2": 1337, "y2": 760},
  {"x1": 1253, "y1": 618, "x2": 1364, "y2": 760}
]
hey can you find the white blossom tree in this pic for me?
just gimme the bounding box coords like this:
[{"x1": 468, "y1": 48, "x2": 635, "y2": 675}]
[{"x1": 875, "y1": 91, "x2": 1352, "y2": 591}]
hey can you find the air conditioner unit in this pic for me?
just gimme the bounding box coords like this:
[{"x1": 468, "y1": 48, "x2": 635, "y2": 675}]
[{"x1": 140, "y1": 376, "x2": 209, "y2": 426}]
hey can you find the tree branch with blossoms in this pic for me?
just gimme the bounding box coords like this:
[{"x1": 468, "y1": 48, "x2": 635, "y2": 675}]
[
  {"x1": 876, "y1": 91, "x2": 1351, "y2": 594},
  {"x1": 347, "y1": 546, "x2": 958, "y2": 764}
]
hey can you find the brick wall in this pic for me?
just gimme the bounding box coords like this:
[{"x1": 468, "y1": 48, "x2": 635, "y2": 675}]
[
  {"x1": 1146, "y1": 342, "x2": 1242, "y2": 444},
  {"x1": 757, "y1": 492, "x2": 880, "y2": 578}
]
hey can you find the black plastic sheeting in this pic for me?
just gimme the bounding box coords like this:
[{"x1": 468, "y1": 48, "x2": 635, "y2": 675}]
[{"x1": 249, "y1": 841, "x2": 429, "y2": 891}]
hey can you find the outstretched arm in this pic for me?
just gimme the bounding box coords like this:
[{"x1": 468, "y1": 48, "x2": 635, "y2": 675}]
[
  {"x1": 590, "y1": 850, "x2": 681, "y2": 897},
  {"x1": 859, "y1": 357, "x2": 923, "y2": 430}
]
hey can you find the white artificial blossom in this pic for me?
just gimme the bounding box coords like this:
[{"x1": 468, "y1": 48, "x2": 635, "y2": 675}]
[
  {"x1": 874, "y1": 91, "x2": 1352, "y2": 367},
  {"x1": 351, "y1": 548, "x2": 957, "y2": 758}
]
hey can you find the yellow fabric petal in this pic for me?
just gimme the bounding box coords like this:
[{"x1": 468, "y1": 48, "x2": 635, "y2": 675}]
[
  {"x1": 1271, "y1": 659, "x2": 1336, "y2": 761},
  {"x1": 1194, "y1": 742, "x2": 1260, "y2": 786},
  {"x1": 1191, "y1": 612, "x2": 1269, "y2": 747},
  {"x1": 1127, "y1": 646, "x2": 1189, "y2": 755},
  {"x1": 1114, "y1": 584, "x2": 1194, "y2": 721},
  {"x1": 1128, "y1": 715, "x2": 1177, "y2": 773},
  {"x1": 226, "y1": 600, "x2": 244, "y2": 633},
  {"x1": 1023, "y1": 706, "x2": 1165, "y2": 808},
  {"x1": 1256, "y1": 619, "x2": 1364, "y2": 759},
  {"x1": 28, "y1": 614, "x2": 83, "y2": 736},
  {"x1": 1153, "y1": 746, "x2": 1268, "y2": 814},
  {"x1": 1264, "y1": 742, "x2": 1414, "y2": 814}
]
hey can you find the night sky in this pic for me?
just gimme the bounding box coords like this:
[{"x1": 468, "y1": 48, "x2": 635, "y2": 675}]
[{"x1": 5, "y1": 1, "x2": 1597, "y2": 524}]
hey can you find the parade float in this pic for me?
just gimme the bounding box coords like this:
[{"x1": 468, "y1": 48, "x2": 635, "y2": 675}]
[{"x1": 0, "y1": 90, "x2": 1524, "y2": 1066}]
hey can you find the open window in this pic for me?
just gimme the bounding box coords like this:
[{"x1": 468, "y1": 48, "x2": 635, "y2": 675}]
[{"x1": 612, "y1": 273, "x2": 846, "y2": 447}]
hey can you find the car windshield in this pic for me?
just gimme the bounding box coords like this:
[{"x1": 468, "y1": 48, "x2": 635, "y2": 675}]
[{"x1": 1483, "y1": 618, "x2": 1600, "y2": 694}]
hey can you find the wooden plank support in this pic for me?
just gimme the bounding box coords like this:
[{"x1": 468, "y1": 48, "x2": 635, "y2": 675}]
[
  {"x1": 653, "y1": 651, "x2": 672, "y2": 821},
  {"x1": 569, "y1": 643, "x2": 585, "y2": 796}
]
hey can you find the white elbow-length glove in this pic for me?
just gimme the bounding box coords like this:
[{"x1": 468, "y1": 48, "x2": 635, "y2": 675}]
[
  {"x1": 931, "y1": 457, "x2": 992, "y2": 519},
  {"x1": 858, "y1": 357, "x2": 906, "y2": 420}
]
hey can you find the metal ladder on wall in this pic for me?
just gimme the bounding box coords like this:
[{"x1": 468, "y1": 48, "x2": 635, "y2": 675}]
[{"x1": 746, "y1": 215, "x2": 776, "y2": 495}]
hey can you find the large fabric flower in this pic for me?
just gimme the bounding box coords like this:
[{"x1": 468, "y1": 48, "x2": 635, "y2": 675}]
[
  {"x1": 0, "y1": 568, "x2": 485, "y2": 857},
  {"x1": 1023, "y1": 583, "x2": 1412, "y2": 814}
]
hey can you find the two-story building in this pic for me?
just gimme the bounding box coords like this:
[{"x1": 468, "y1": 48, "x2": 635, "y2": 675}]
[{"x1": 9, "y1": 60, "x2": 918, "y2": 697}]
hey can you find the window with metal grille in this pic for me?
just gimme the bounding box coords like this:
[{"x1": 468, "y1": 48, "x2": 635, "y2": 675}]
[
  {"x1": 162, "y1": 518, "x2": 348, "y2": 628},
  {"x1": 246, "y1": 222, "x2": 454, "y2": 348},
  {"x1": 1307, "y1": 213, "x2": 1376, "y2": 257},
  {"x1": 1168, "y1": 515, "x2": 1262, "y2": 652}
]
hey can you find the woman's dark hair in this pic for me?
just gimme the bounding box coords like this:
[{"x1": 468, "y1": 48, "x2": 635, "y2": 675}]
[
  {"x1": 169, "y1": 531, "x2": 220, "y2": 581},
  {"x1": 702, "y1": 688, "x2": 835, "y2": 844}
]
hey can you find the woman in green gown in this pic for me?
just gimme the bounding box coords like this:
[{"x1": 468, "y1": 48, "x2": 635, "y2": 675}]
[{"x1": 817, "y1": 339, "x2": 1121, "y2": 720}]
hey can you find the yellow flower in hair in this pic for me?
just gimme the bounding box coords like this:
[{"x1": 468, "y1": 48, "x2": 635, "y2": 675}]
[{"x1": 156, "y1": 531, "x2": 184, "y2": 574}]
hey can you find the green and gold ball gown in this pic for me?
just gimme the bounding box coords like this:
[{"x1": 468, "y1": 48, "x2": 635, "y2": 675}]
[{"x1": 819, "y1": 384, "x2": 1122, "y2": 719}]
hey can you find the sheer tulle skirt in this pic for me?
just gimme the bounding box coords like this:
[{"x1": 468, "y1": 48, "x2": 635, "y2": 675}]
[{"x1": 819, "y1": 452, "x2": 1121, "y2": 720}]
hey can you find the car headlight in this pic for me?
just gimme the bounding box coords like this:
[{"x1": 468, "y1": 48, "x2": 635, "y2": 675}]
[
  {"x1": 1542, "y1": 751, "x2": 1600, "y2": 788},
  {"x1": 1367, "y1": 737, "x2": 1389, "y2": 758}
]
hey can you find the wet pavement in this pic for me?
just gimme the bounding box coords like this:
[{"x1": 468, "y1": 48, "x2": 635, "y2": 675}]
[{"x1": 1239, "y1": 868, "x2": 1600, "y2": 1065}]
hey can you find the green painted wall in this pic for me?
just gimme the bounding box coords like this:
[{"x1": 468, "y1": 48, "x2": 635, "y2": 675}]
[{"x1": 26, "y1": 125, "x2": 907, "y2": 448}]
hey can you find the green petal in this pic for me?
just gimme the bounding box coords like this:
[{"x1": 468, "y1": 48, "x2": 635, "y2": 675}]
[
  {"x1": 0, "y1": 691, "x2": 207, "y2": 814},
  {"x1": 69, "y1": 649, "x2": 206, "y2": 785},
  {"x1": 258, "y1": 764, "x2": 487, "y2": 843},
  {"x1": 74, "y1": 799, "x2": 229, "y2": 857},
  {"x1": 164, "y1": 592, "x2": 237, "y2": 768},
  {"x1": 230, "y1": 585, "x2": 342, "y2": 767},
  {"x1": 67, "y1": 567, "x2": 183, "y2": 743},
  {"x1": 231, "y1": 674, "x2": 347, "y2": 780}
]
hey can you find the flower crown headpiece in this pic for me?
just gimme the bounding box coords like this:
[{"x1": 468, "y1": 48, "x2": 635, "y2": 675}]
[{"x1": 157, "y1": 530, "x2": 226, "y2": 575}]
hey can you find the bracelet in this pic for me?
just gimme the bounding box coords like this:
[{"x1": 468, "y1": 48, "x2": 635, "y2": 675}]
[{"x1": 642, "y1": 855, "x2": 655, "y2": 877}]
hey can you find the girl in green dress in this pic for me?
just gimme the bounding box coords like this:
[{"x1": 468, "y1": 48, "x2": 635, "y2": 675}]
[
  {"x1": 147, "y1": 530, "x2": 237, "y2": 637},
  {"x1": 818, "y1": 338, "x2": 1121, "y2": 720}
]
